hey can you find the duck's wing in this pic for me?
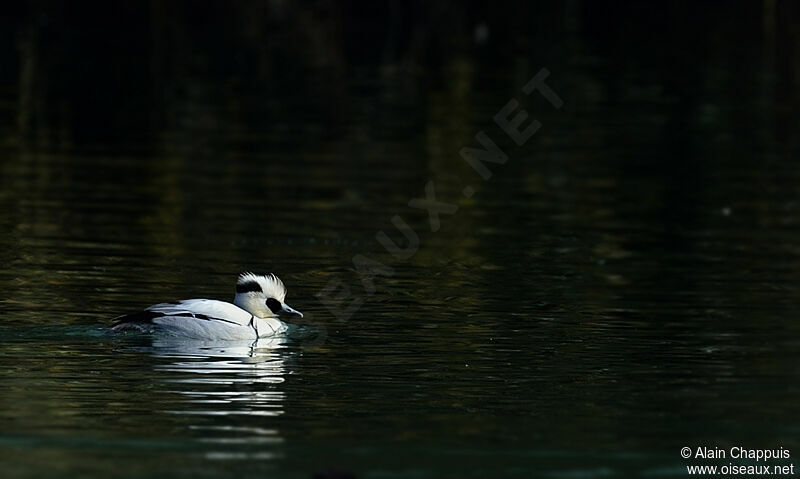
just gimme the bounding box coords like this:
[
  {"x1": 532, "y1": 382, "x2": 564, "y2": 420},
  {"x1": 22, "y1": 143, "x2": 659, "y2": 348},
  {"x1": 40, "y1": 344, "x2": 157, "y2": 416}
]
[{"x1": 114, "y1": 299, "x2": 253, "y2": 328}]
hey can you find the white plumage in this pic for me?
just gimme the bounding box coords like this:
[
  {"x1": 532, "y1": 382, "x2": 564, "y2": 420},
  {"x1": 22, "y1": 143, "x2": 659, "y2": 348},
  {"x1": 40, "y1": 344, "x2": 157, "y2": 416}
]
[{"x1": 112, "y1": 273, "x2": 302, "y2": 340}]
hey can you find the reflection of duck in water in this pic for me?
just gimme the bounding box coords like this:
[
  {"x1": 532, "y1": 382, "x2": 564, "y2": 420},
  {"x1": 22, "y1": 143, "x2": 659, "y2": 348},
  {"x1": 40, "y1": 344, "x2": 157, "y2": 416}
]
[
  {"x1": 112, "y1": 273, "x2": 303, "y2": 340},
  {"x1": 150, "y1": 336, "x2": 288, "y2": 433}
]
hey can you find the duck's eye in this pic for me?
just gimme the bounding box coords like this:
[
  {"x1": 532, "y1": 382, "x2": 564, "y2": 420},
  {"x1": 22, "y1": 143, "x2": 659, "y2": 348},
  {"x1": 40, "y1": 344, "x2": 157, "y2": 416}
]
[{"x1": 265, "y1": 298, "x2": 282, "y2": 314}]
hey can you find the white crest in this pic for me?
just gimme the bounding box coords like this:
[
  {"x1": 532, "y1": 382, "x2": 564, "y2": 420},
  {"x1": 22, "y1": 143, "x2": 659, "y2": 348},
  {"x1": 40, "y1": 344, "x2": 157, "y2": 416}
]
[{"x1": 237, "y1": 272, "x2": 287, "y2": 301}]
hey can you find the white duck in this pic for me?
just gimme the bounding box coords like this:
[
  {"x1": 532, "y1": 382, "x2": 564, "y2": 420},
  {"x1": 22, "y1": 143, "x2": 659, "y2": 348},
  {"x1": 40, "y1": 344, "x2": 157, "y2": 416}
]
[{"x1": 112, "y1": 272, "x2": 302, "y2": 340}]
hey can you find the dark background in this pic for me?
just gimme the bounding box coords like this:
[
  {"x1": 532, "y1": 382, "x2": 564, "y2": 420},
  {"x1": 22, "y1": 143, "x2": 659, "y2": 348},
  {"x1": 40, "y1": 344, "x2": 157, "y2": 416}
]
[
  {"x1": 3, "y1": 1, "x2": 798, "y2": 148},
  {"x1": 1, "y1": 2, "x2": 799, "y2": 479}
]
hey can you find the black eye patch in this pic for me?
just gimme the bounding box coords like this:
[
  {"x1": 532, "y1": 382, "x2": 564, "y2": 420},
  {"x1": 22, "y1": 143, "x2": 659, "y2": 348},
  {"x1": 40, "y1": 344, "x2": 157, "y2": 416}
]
[{"x1": 265, "y1": 298, "x2": 282, "y2": 314}]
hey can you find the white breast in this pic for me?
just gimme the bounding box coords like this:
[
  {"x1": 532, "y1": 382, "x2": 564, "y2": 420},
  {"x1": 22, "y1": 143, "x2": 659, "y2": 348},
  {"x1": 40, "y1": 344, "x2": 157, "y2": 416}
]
[{"x1": 144, "y1": 299, "x2": 287, "y2": 340}]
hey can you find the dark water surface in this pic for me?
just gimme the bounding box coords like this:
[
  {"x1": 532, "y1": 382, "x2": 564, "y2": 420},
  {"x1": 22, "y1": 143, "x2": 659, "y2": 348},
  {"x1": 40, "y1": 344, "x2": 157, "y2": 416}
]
[{"x1": 1, "y1": 3, "x2": 800, "y2": 478}]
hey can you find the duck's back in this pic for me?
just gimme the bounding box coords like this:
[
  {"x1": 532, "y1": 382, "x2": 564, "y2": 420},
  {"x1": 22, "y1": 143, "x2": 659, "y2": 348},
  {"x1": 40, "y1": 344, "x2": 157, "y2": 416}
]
[{"x1": 113, "y1": 299, "x2": 257, "y2": 340}]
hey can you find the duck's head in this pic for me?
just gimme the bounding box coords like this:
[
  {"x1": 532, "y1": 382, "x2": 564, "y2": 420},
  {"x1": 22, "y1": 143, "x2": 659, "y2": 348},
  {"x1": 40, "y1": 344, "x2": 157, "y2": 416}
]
[{"x1": 233, "y1": 272, "x2": 303, "y2": 319}]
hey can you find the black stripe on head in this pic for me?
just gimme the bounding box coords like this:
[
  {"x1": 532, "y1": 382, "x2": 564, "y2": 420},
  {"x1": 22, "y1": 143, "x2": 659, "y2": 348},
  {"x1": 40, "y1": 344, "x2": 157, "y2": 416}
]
[{"x1": 236, "y1": 280, "x2": 263, "y2": 294}]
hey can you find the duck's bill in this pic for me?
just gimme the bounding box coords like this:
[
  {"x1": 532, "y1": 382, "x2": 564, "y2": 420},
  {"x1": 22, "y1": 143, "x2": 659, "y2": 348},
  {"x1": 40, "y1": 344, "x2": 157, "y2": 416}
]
[{"x1": 280, "y1": 303, "x2": 303, "y2": 318}]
